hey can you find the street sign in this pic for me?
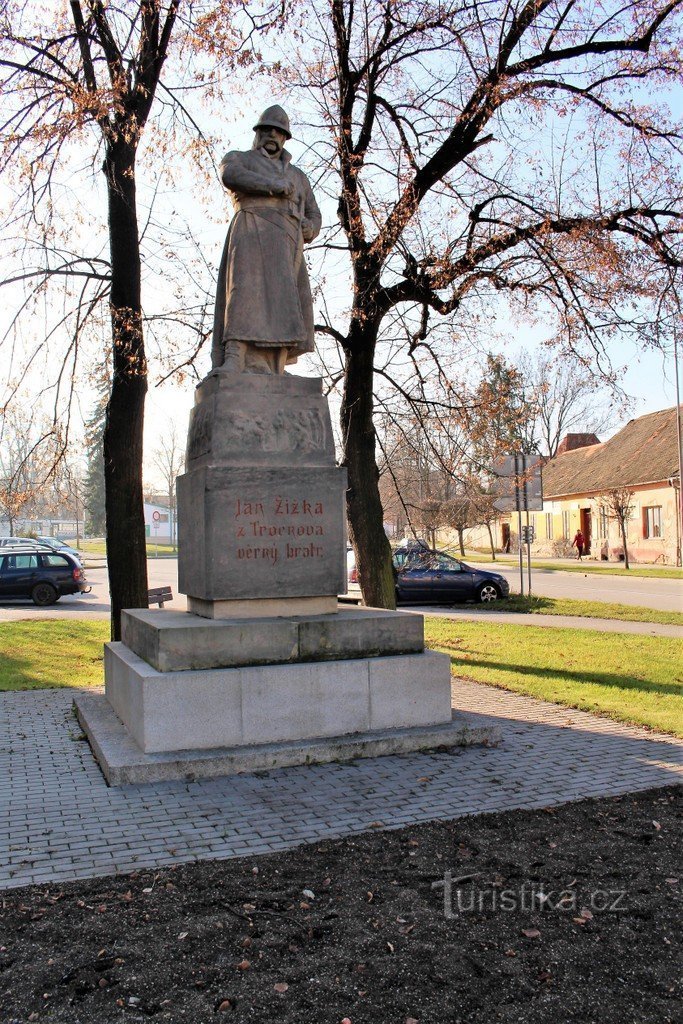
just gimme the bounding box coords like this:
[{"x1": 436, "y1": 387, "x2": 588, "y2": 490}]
[
  {"x1": 491, "y1": 454, "x2": 543, "y2": 513},
  {"x1": 153, "y1": 510, "x2": 161, "y2": 522},
  {"x1": 522, "y1": 524, "x2": 535, "y2": 544}
]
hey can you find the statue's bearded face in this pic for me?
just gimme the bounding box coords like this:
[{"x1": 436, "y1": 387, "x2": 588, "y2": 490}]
[{"x1": 256, "y1": 126, "x2": 287, "y2": 157}]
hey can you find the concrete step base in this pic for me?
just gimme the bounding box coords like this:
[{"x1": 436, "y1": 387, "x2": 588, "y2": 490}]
[
  {"x1": 104, "y1": 643, "x2": 453, "y2": 754},
  {"x1": 121, "y1": 605, "x2": 424, "y2": 673},
  {"x1": 74, "y1": 690, "x2": 501, "y2": 787}
]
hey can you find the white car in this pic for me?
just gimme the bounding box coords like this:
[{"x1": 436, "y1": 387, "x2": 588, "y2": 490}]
[{"x1": 35, "y1": 537, "x2": 83, "y2": 565}]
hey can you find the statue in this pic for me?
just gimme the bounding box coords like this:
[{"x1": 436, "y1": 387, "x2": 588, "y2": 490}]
[{"x1": 211, "y1": 105, "x2": 322, "y2": 374}]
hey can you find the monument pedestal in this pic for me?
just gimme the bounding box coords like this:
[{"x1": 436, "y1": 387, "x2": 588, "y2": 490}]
[
  {"x1": 77, "y1": 372, "x2": 499, "y2": 786},
  {"x1": 177, "y1": 370, "x2": 347, "y2": 606},
  {"x1": 102, "y1": 607, "x2": 449, "y2": 753}
]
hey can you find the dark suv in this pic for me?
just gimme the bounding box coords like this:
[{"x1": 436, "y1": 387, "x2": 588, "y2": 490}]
[{"x1": 0, "y1": 547, "x2": 90, "y2": 606}]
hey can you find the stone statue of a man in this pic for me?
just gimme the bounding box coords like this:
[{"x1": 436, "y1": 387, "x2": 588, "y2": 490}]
[{"x1": 211, "y1": 105, "x2": 322, "y2": 374}]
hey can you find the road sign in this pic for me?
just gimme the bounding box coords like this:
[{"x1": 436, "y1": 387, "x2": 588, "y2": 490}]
[
  {"x1": 491, "y1": 454, "x2": 543, "y2": 513},
  {"x1": 152, "y1": 510, "x2": 161, "y2": 522},
  {"x1": 522, "y1": 524, "x2": 535, "y2": 544}
]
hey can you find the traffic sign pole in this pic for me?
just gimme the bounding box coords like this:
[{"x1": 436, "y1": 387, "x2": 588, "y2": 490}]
[{"x1": 515, "y1": 454, "x2": 524, "y2": 597}]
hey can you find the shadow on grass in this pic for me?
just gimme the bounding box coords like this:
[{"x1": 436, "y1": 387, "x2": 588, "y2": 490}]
[
  {"x1": 485, "y1": 596, "x2": 555, "y2": 613},
  {"x1": 438, "y1": 648, "x2": 682, "y2": 698},
  {"x1": 0, "y1": 644, "x2": 103, "y2": 691}
]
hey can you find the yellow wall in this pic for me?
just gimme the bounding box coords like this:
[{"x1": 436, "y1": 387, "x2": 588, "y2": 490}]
[{"x1": 453, "y1": 481, "x2": 680, "y2": 564}]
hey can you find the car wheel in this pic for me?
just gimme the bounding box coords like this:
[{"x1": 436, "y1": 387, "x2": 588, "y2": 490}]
[
  {"x1": 31, "y1": 582, "x2": 58, "y2": 606},
  {"x1": 477, "y1": 583, "x2": 499, "y2": 603}
]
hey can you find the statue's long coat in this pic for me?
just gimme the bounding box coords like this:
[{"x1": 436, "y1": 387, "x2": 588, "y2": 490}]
[{"x1": 211, "y1": 146, "x2": 322, "y2": 368}]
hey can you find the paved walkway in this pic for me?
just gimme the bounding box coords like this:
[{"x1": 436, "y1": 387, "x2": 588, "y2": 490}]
[
  {"x1": 1, "y1": 683, "x2": 681, "y2": 891},
  {"x1": 418, "y1": 608, "x2": 683, "y2": 637}
]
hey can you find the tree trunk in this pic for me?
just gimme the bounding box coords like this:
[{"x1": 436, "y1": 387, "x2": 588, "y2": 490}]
[
  {"x1": 341, "y1": 340, "x2": 395, "y2": 609},
  {"x1": 620, "y1": 519, "x2": 630, "y2": 570},
  {"x1": 103, "y1": 141, "x2": 149, "y2": 640},
  {"x1": 486, "y1": 523, "x2": 496, "y2": 559},
  {"x1": 457, "y1": 528, "x2": 465, "y2": 556}
]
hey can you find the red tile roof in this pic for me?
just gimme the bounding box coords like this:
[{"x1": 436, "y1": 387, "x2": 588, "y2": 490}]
[{"x1": 542, "y1": 406, "x2": 681, "y2": 496}]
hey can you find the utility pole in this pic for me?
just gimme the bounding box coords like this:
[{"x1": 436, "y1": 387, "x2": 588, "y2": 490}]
[{"x1": 674, "y1": 328, "x2": 683, "y2": 567}]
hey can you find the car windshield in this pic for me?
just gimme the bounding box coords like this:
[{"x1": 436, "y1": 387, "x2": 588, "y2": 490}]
[{"x1": 393, "y1": 548, "x2": 462, "y2": 572}]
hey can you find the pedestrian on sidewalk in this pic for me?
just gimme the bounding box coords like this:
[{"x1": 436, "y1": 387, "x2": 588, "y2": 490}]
[{"x1": 572, "y1": 529, "x2": 585, "y2": 560}]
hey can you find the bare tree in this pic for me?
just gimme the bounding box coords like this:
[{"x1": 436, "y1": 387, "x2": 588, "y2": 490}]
[
  {"x1": 442, "y1": 493, "x2": 473, "y2": 557},
  {"x1": 601, "y1": 488, "x2": 637, "y2": 569},
  {"x1": 376, "y1": 403, "x2": 472, "y2": 542},
  {"x1": 0, "y1": 2, "x2": 277, "y2": 636},
  {"x1": 469, "y1": 486, "x2": 502, "y2": 561},
  {"x1": 284, "y1": 0, "x2": 682, "y2": 608},
  {"x1": 0, "y1": 409, "x2": 61, "y2": 535},
  {"x1": 151, "y1": 423, "x2": 184, "y2": 551},
  {"x1": 518, "y1": 352, "x2": 624, "y2": 457}
]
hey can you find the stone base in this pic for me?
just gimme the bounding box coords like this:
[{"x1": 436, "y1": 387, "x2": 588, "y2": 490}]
[
  {"x1": 176, "y1": 372, "x2": 348, "y2": 606},
  {"x1": 187, "y1": 595, "x2": 337, "y2": 621},
  {"x1": 104, "y1": 642, "x2": 452, "y2": 753},
  {"x1": 75, "y1": 690, "x2": 501, "y2": 786},
  {"x1": 121, "y1": 606, "x2": 424, "y2": 672}
]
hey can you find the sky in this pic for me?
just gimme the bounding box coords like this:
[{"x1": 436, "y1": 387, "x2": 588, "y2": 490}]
[
  {"x1": 2, "y1": 7, "x2": 681, "y2": 494},
  {"x1": 2, "y1": 104, "x2": 678, "y2": 493}
]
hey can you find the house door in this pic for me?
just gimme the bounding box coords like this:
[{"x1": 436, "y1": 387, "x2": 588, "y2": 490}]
[
  {"x1": 580, "y1": 508, "x2": 592, "y2": 554},
  {"x1": 501, "y1": 523, "x2": 511, "y2": 553}
]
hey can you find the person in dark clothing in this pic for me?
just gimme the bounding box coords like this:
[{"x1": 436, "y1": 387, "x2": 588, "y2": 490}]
[{"x1": 572, "y1": 529, "x2": 585, "y2": 560}]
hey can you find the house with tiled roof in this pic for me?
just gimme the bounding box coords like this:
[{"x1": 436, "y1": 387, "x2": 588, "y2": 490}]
[{"x1": 529, "y1": 407, "x2": 681, "y2": 564}]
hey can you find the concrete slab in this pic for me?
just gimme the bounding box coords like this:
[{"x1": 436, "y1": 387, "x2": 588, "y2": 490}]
[
  {"x1": 240, "y1": 659, "x2": 371, "y2": 744},
  {"x1": 187, "y1": 595, "x2": 337, "y2": 621},
  {"x1": 74, "y1": 690, "x2": 501, "y2": 786},
  {"x1": 297, "y1": 606, "x2": 423, "y2": 661},
  {"x1": 121, "y1": 608, "x2": 299, "y2": 671},
  {"x1": 103, "y1": 643, "x2": 451, "y2": 754},
  {"x1": 122, "y1": 605, "x2": 424, "y2": 672},
  {"x1": 369, "y1": 651, "x2": 452, "y2": 729}
]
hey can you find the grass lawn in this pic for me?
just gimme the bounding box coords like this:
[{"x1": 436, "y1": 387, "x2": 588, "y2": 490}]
[
  {"x1": 3, "y1": 620, "x2": 681, "y2": 738},
  {"x1": 524, "y1": 561, "x2": 683, "y2": 580},
  {"x1": 78, "y1": 538, "x2": 178, "y2": 558},
  {"x1": 0, "y1": 621, "x2": 109, "y2": 691},
  {"x1": 78, "y1": 538, "x2": 107, "y2": 556},
  {"x1": 500, "y1": 594, "x2": 683, "y2": 626},
  {"x1": 425, "y1": 617, "x2": 683, "y2": 737},
  {"x1": 146, "y1": 542, "x2": 178, "y2": 556},
  {"x1": 448, "y1": 550, "x2": 683, "y2": 579}
]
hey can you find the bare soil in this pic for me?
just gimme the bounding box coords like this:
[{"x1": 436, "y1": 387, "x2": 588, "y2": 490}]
[{"x1": 1, "y1": 786, "x2": 680, "y2": 1024}]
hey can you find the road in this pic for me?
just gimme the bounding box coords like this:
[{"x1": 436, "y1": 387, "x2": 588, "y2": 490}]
[
  {"x1": 0, "y1": 557, "x2": 680, "y2": 620},
  {"x1": 467, "y1": 560, "x2": 683, "y2": 613},
  {"x1": 0, "y1": 560, "x2": 184, "y2": 622}
]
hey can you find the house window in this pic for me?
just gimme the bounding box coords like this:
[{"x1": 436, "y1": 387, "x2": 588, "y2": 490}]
[
  {"x1": 643, "y1": 506, "x2": 662, "y2": 539},
  {"x1": 545, "y1": 513, "x2": 553, "y2": 540},
  {"x1": 598, "y1": 505, "x2": 608, "y2": 538},
  {"x1": 562, "y1": 511, "x2": 570, "y2": 539}
]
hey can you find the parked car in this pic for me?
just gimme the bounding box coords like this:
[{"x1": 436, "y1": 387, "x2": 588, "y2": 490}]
[
  {"x1": 0, "y1": 546, "x2": 90, "y2": 606},
  {"x1": 393, "y1": 546, "x2": 509, "y2": 603},
  {"x1": 347, "y1": 543, "x2": 510, "y2": 604},
  {"x1": 0, "y1": 537, "x2": 49, "y2": 549},
  {"x1": 35, "y1": 536, "x2": 83, "y2": 564}
]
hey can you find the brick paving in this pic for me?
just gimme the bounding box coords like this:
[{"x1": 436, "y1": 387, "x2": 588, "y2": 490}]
[{"x1": 1, "y1": 683, "x2": 681, "y2": 890}]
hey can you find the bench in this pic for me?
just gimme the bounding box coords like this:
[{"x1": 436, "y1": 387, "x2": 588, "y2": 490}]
[{"x1": 148, "y1": 585, "x2": 173, "y2": 608}]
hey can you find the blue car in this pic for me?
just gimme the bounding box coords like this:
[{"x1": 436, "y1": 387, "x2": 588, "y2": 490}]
[{"x1": 393, "y1": 545, "x2": 510, "y2": 604}]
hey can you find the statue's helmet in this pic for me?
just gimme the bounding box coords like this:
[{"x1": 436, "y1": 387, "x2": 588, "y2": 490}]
[{"x1": 253, "y1": 104, "x2": 292, "y2": 140}]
